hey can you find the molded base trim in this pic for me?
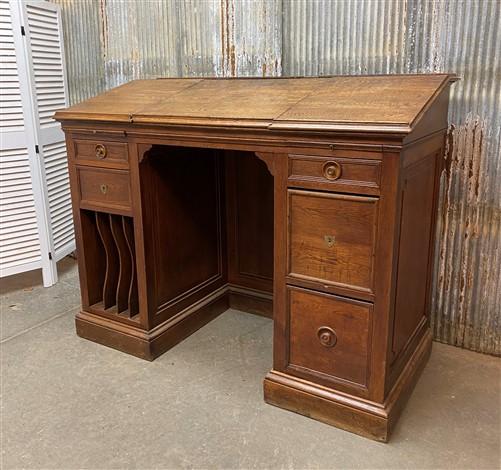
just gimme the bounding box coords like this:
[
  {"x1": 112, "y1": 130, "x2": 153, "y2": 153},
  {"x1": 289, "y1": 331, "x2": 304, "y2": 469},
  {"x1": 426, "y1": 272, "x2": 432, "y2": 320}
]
[
  {"x1": 228, "y1": 284, "x2": 273, "y2": 318},
  {"x1": 75, "y1": 284, "x2": 271, "y2": 360},
  {"x1": 264, "y1": 329, "x2": 432, "y2": 442},
  {"x1": 76, "y1": 289, "x2": 229, "y2": 360}
]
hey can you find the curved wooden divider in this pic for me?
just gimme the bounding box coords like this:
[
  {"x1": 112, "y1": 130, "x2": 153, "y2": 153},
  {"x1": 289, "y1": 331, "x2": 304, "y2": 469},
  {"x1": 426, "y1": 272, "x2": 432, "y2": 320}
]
[
  {"x1": 95, "y1": 212, "x2": 119, "y2": 309},
  {"x1": 90, "y1": 210, "x2": 139, "y2": 319},
  {"x1": 122, "y1": 216, "x2": 139, "y2": 316},
  {"x1": 110, "y1": 214, "x2": 132, "y2": 313}
]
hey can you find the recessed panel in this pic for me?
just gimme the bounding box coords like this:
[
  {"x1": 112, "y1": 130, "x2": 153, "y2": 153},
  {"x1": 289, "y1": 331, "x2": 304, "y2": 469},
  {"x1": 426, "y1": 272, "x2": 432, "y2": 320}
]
[
  {"x1": 288, "y1": 287, "x2": 372, "y2": 388},
  {"x1": 78, "y1": 167, "x2": 131, "y2": 213},
  {"x1": 140, "y1": 146, "x2": 224, "y2": 319},
  {"x1": 288, "y1": 190, "x2": 378, "y2": 295},
  {"x1": 392, "y1": 154, "x2": 436, "y2": 360},
  {"x1": 226, "y1": 152, "x2": 274, "y2": 293}
]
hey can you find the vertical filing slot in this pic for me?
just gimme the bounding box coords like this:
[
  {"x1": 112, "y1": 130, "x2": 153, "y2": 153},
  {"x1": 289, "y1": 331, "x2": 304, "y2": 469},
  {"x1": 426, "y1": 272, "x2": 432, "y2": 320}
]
[
  {"x1": 80, "y1": 210, "x2": 107, "y2": 306},
  {"x1": 95, "y1": 212, "x2": 119, "y2": 309},
  {"x1": 110, "y1": 214, "x2": 133, "y2": 313},
  {"x1": 122, "y1": 216, "x2": 139, "y2": 316}
]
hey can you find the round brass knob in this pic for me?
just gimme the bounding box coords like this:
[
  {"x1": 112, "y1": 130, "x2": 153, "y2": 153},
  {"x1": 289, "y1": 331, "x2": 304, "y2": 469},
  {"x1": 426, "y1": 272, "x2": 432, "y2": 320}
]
[
  {"x1": 323, "y1": 161, "x2": 342, "y2": 180},
  {"x1": 317, "y1": 326, "x2": 337, "y2": 348},
  {"x1": 95, "y1": 144, "x2": 107, "y2": 159}
]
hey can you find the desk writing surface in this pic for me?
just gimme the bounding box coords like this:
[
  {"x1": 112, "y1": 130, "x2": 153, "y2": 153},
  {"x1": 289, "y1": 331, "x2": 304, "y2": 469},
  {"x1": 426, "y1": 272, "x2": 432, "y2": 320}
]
[
  {"x1": 55, "y1": 74, "x2": 454, "y2": 132},
  {"x1": 57, "y1": 79, "x2": 202, "y2": 122}
]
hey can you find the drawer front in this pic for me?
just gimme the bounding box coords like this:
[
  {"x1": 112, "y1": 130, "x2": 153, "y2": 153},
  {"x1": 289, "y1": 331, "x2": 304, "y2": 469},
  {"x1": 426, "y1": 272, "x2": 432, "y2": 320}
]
[
  {"x1": 74, "y1": 139, "x2": 129, "y2": 166},
  {"x1": 288, "y1": 190, "x2": 378, "y2": 297},
  {"x1": 288, "y1": 287, "x2": 372, "y2": 389},
  {"x1": 288, "y1": 154, "x2": 381, "y2": 194},
  {"x1": 78, "y1": 167, "x2": 131, "y2": 213}
]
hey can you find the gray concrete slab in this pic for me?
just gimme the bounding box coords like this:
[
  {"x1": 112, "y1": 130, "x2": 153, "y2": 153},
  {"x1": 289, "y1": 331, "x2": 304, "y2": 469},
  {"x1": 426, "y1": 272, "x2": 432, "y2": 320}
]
[
  {"x1": 0, "y1": 257, "x2": 80, "y2": 341},
  {"x1": 1, "y1": 259, "x2": 500, "y2": 469}
]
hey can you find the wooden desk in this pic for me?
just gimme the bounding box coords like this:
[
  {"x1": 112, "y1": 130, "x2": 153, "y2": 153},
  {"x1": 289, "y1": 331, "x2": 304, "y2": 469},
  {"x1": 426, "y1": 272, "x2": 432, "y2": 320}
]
[{"x1": 55, "y1": 75, "x2": 455, "y2": 441}]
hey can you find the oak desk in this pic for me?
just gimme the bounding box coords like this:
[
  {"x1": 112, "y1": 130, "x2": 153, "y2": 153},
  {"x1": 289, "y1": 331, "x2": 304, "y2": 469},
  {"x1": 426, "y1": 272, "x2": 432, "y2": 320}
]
[{"x1": 55, "y1": 75, "x2": 455, "y2": 441}]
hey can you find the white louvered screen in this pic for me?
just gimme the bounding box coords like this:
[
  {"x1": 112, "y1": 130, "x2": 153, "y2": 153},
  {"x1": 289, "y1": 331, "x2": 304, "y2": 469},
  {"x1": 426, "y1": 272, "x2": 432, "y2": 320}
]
[
  {"x1": 23, "y1": 0, "x2": 74, "y2": 262},
  {"x1": 0, "y1": 0, "x2": 42, "y2": 278},
  {"x1": 0, "y1": 0, "x2": 73, "y2": 286},
  {"x1": 24, "y1": 1, "x2": 67, "y2": 131}
]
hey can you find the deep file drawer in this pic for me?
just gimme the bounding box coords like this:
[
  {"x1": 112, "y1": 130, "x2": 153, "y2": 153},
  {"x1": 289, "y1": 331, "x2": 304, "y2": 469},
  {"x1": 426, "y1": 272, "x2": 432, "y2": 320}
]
[
  {"x1": 287, "y1": 189, "x2": 378, "y2": 298},
  {"x1": 287, "y1": 286, "x2": 372, "y2": 391}
]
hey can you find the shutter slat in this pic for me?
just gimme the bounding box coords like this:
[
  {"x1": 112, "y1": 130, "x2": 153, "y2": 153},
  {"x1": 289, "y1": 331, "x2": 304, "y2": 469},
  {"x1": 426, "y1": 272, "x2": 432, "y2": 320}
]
[{"x1": 0, "y1": 145, "x2": 41, "y2": 269}]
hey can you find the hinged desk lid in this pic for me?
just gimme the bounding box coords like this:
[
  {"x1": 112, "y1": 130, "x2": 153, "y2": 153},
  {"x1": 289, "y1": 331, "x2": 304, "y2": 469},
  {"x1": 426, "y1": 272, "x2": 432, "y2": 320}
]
[{"x1": 55, "y1": 74, "x2": 456, "y2": 134}]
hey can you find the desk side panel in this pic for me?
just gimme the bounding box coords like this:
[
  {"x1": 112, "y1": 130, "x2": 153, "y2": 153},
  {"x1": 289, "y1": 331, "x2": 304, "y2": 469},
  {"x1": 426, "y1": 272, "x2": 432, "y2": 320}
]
[{"x1": 386, "y1": 132, "x2": 445, "y2": 392}]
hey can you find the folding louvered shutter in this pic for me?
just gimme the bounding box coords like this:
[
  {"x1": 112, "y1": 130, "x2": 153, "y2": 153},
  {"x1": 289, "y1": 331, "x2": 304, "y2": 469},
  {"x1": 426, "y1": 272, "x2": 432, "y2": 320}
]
[
  {"x1": 21, "y1": 0, "x2": 74, "y2": 263},
  {"x1": 0, "y1": 0, "x2": 45, "y2": 280},
  {"x1": 0, "y1": 0, "x2": 73, "y2": 286}
]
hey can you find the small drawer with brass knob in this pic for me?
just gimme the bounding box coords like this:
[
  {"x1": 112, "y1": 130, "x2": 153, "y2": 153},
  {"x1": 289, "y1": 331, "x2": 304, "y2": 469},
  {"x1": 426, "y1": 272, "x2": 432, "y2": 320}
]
[
  {"x1": 73, "y1": 139, "x2": 129, "y2": 167},
  {"x1": 77, "y1": 167, "x2": 132, "y2": 214},
  {"x1": 288, "y1": 154, "x2": 381, "y2": 195}
]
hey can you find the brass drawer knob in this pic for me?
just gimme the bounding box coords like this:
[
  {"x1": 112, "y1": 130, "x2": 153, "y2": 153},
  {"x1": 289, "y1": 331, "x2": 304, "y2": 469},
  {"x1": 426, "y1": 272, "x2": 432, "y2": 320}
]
[
  {"x1": 100, "y1": 184, "x2": 108, "y2": 194},
  {"x1": 95, "y1": 144, "x2": 107, "y2": 159},
  {"x1": 323, "y1": 161, "x2": 342, "y2": 180},
  {"x1": 317, "y1": 326, "x2": 337, "y2": 348}
]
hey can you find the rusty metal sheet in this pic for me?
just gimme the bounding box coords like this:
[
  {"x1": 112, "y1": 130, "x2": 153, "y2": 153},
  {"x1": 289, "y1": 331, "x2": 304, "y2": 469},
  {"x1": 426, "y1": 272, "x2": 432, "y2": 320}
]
[{"x1": 51, "y1": 0, "x2": 500, "y2": 354}]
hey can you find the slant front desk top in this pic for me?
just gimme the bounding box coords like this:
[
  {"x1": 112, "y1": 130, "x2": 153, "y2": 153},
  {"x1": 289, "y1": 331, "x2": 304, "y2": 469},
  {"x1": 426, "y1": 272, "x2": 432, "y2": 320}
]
[
  {"x1": 55, "y1": 74, "x2": 454, "y2": 132},
  {"x1": 56, "y1": 74, "x2": 456, "y2": 442}
]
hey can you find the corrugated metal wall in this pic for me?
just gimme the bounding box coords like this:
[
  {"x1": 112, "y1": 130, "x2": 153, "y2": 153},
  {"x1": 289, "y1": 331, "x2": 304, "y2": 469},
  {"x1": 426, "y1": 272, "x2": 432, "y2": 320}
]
[
  {"x1": 282, "y1": 0, "x2": 501, "y2": 356},
  {"x1": 53, "y1": 0, "x2": 282, "y2": 102},
  {"x1": 51, "y1": 0, "x2": 500, "y2": 355}
]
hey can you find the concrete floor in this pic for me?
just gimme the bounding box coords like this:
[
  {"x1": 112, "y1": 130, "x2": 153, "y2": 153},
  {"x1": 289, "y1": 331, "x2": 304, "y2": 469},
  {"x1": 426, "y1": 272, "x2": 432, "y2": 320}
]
[{"x1": 1, "y1": 258, "x2": 500, "y2": 470}]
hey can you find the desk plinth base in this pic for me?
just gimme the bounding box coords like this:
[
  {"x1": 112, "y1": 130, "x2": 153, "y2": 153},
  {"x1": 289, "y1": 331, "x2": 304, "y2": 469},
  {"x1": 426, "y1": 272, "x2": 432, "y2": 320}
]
[
  {"x1": 75, "y1": 293, "x2": 230, "y2": 361},
  {"x1": 75, "y1": 286, "x2": 273, "y2": 361},
  {"x1": 264, "y1": 330, "x2": 432, "y2": 442}
]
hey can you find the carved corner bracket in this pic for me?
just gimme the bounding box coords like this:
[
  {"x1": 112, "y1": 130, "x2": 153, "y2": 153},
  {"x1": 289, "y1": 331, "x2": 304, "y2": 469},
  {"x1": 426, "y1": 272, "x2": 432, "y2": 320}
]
[{"x1": 255, "y1": 152, "x2": 276, "y2": 177}]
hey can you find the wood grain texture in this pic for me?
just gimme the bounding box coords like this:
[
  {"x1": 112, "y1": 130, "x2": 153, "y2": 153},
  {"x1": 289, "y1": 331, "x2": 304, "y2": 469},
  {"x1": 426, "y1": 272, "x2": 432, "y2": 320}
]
[
  {"x1": 122, "y1": 216, "x2": 139, "y2": 317},
  {"x1": 56, "y1": 79, "x2": 202, "y2": 122},
  {"x1": 76, "y1": 209, "x2": 106, "y2": 307},
  {"x1": 287, "y1": 287, "x2": 372, "y2": 391},
  {"x1": 288, "y1": 154, "x2": 381, "y2": 195},
  {"x1": 138, "y1": 145, "x2": 225, "y2": 326},
  {"x1": 109, "y1": 215, "x2": 132, "y2": 313},
  {"x1": 391, "y1": 153, "x2": 436, "y2": 359},
  {"x1": 287, "y1": 190, "x2": 378, "y2": 297},
  {"x1": 264, "y1": 328, "x2": 432, "y2": 442},
  {"x1": 273, "y1": 75, "x2": 449, "y2": 127},
  {"x1": 78, "y1": 167, "x2": 132, "y2": 214},
  {"x1": 226, "y1": 151, "x2": 274, "y2": 293},
  {"x1": 55, "y1": 75, "x2": 455, "y2": 133},
  {"x1": 95, "y1": 212, "x2": 119, "y2": 310},
  {"x1": 74, "y1": 139, "x2": 129, "y2": 167}
]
